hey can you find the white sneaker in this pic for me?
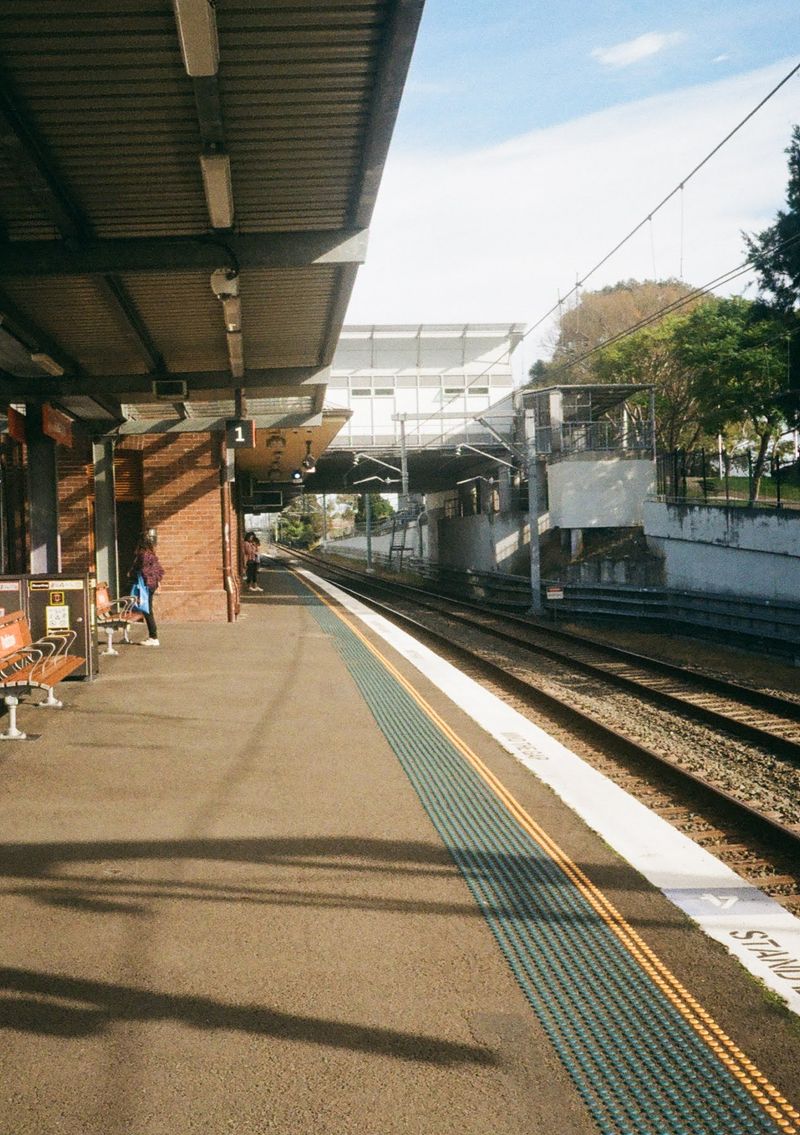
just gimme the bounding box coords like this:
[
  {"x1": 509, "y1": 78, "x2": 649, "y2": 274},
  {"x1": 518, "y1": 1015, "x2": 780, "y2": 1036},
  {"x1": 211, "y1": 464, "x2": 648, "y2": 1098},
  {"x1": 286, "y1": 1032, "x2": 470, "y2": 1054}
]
[
  {"x1": 142, "y1": 638, "x2": 160, "y2": 647},
  {"x1": 252, "y1": 584, "x2": 263, "y2": 591}
]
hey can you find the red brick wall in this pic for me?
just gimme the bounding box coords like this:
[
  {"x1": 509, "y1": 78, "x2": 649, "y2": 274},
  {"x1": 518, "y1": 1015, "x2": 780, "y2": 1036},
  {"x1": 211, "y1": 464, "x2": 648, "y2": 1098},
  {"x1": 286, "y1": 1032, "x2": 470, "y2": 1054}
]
[
  {"x1": 58, "y1": 437, "x2": 95, "y2": 574},
  {"x1": 118, "y1": 434, "x2": 228, "y2": 622}
]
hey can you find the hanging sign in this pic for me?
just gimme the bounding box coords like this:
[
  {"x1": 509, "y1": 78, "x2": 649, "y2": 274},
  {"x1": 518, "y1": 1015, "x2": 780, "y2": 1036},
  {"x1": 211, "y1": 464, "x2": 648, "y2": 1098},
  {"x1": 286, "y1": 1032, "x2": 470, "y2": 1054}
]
[
  {"x1": 6, "y1": 406, "x2": 26, "y2": 444},
  {"x1": 225, "y1": 419, "x2": 256, "y2": 448},
  {"x1": 42, "y1": 403, "x2": 75, "y2": 447}
]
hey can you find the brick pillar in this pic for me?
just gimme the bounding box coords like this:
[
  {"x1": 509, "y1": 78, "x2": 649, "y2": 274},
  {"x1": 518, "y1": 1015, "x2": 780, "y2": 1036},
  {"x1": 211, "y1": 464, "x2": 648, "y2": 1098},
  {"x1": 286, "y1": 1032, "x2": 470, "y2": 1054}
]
[
  {"x1": 118, "y1": 434, "x2": 228, "y2": 622},
  {"x1": 58, "y1": 436, "x2": 95, "y2": 575}
]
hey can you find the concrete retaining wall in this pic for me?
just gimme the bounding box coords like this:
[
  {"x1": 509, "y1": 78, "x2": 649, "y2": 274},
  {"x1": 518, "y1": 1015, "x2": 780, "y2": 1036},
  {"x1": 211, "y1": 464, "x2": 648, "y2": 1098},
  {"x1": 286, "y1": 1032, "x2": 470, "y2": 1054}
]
[
  {"x1": 643, "y1": 500, "x2": 800, "y2": 602},
  {"x1": 549, "y1": 456, "x2": 655, "y2": 528},
  {"x1": 435, "y1": 512, "x2": 530, "y2": 574}
]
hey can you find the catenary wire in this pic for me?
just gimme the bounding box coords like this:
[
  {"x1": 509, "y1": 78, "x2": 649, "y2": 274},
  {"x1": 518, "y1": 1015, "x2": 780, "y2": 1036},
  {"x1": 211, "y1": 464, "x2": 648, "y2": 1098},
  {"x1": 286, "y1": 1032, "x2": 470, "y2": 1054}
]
[
  {"x1": 522, "y1": 58, "x2": 800, "y2": 341},
  {"x1": 339, "y1": 61, "x2": 800, "y2": 461}
]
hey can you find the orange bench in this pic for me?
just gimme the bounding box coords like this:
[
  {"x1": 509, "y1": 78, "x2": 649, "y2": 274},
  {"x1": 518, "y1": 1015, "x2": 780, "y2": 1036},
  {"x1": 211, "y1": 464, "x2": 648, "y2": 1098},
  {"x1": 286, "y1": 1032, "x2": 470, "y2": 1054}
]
[
  {"x1": 96, "y1": 581, "x2": 142, "y2": 655},
  {"x1": 0, "y1": 610, "x2": 85, "y2": 740}
]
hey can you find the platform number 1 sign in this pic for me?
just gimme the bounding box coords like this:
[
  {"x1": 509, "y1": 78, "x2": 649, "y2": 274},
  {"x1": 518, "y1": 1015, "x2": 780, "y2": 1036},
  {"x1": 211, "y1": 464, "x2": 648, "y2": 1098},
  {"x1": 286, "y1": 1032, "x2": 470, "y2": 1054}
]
[{"x1": 225, "y1": 419, "x2": 256, "y2": 448}]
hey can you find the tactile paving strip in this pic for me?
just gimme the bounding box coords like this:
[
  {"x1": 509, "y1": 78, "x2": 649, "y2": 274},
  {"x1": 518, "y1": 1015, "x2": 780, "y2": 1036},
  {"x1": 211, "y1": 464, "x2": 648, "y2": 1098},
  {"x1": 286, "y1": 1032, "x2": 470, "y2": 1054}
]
[{"x1": 291, "y1": 570, "x2": 798, "y2": 1135}]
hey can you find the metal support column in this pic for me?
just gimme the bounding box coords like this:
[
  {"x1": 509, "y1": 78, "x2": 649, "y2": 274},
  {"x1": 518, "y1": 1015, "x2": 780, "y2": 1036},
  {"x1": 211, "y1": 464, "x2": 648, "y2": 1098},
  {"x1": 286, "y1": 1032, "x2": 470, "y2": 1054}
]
[
  {"x1": 26, "y1": 404, "x2": 60, "y2": 573},
  {"x1": 525, "y1": 407, "x2": 542, "y2": 613},
  {"x1": 92, "y1": 438, "x2": 119, "y2": 596},
  {"x1": 398, "y1": 413, "x2": 409, "y2": 510},
  {"x1": 365, "y1": 491, "x2": 373, "y2": 573}
]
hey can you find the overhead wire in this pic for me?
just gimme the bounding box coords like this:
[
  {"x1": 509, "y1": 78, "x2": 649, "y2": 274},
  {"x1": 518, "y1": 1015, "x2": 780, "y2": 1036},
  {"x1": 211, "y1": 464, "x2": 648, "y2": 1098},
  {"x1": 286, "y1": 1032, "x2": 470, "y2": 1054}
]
[
  {"x1": 386, "y1": 59, "x2": 800, "y2": 459},
  {"x1": 521, "y1": 57, "x2": 800, "y2": 342},
  {"x1": 542, "y1": 228, "x2": 800, "y2": 381},
  {"x1": 411, "y1": 229, "x2": 800, "y2": 459}
]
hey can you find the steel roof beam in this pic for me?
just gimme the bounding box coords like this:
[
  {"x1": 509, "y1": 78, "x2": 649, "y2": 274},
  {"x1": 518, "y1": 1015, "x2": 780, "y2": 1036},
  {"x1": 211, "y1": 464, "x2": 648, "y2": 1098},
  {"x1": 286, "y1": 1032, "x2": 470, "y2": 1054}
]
[
  {"x1": 0, "y1": 86, "x2": 86, "y2": 244},
  {"x1": 95, "y1": 275, "x2": 165, "y2": 373},
  {"x1": 193, "y1": 77, "x2": 226, "y2": 148},
  {"x1": 318, "y1": 263, "x2": 360, "y2": 365},
  {"x1": 0, "y1": 83, "x2": 166, "y2": 391},
  {"x1": 0, "y1": 287, "x2": 80, "y2": 375},
  {"x1": 349, "y1": 0, "x2": 425, "y2": 229},
  {"x1": 26, "y1": 365, "x2": 332, "y2": 401},
  {"x1": 0, "y1": 229, "x2": 369, "y2": 277}
]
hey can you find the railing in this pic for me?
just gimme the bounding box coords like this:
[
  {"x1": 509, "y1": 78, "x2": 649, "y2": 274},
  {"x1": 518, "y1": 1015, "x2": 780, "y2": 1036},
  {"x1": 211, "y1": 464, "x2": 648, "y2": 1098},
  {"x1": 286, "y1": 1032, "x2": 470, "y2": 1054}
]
[
  {"x1": 535, "y1": 421, "x2": 653, "y2": 456},
  {"x1": 654, "y1": 449, "x2": 800, "y2": 509}
]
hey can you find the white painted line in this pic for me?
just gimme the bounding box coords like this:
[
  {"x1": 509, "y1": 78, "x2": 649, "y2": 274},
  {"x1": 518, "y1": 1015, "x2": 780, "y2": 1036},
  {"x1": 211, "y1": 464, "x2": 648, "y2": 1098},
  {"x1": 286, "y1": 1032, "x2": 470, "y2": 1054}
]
[{"x1": 301, "y1": 569, "x2": 800, "y2": 1016}]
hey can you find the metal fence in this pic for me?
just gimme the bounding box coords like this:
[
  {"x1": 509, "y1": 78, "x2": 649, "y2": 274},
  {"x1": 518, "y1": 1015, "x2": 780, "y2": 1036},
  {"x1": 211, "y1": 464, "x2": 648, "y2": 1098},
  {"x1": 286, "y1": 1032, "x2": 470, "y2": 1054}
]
[
  {"x1": 654, "y1": 448, "x2": 800, "y2": 509},
  {"x1": 535, "y1": 420, "x2": 653, "y2": 457}
]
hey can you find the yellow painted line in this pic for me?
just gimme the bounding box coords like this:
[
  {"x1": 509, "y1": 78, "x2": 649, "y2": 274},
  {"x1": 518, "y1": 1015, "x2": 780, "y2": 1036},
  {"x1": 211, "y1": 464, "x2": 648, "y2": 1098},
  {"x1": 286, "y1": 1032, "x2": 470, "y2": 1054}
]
[{"x1": 294, "y1": 567, "x2": 799, "y2": 1132}]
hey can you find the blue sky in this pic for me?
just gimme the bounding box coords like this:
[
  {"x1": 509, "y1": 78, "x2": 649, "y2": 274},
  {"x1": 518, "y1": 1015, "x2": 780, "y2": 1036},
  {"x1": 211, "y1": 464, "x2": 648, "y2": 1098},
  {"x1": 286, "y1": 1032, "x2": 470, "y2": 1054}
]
[
  {"x1": 346, "y1": 2, "x2": 800, "y2": 368},
  {"x1": 395, "y1": 0, "x2": 799, "y2": 150}
]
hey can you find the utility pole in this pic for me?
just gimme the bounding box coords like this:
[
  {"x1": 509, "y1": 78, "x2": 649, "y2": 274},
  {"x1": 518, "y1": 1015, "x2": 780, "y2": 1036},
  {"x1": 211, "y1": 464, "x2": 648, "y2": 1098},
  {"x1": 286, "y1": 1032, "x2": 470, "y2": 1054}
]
[
  {"x1": 321, "y1": 492, "x2": 328, "y2": 549},
  {"x1": 398, "y1": 413, "x2": 409, "y2": 510},
  {"x1": 365, "y1": 491, "x2": 373, "y2": 573},
  {"x1": 525, "y1": 405, "x2": 542, "y2": 613}
]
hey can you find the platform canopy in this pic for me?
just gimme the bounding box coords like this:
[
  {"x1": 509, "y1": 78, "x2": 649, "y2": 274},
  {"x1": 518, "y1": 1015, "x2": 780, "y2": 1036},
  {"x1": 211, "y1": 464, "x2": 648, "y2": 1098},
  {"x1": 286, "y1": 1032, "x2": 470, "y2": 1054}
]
[{"x1": 0, "y1": 0, "x2": 424, "y2": 464}]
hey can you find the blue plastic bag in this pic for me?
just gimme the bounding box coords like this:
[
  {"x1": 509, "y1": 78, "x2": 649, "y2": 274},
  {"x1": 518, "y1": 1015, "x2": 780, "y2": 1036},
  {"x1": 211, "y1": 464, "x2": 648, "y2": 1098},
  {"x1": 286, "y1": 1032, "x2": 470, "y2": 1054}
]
[{"x1": 131, "y1": 572, "x2": 150, "y2": 614}]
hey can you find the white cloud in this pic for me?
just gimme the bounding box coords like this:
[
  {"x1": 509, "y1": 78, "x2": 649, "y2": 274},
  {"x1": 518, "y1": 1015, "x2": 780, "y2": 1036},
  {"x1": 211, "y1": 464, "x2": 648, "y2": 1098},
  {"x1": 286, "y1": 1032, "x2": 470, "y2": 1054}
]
[
  {"x1": 591, "y1": 31, "x2": 686, "y2": 68},
  {"x1": 712, "y1": 53, "x2": 731, "y2": 63},
  {"x1": 346, "y1": 60, "x2": 798, "y2": 372}
]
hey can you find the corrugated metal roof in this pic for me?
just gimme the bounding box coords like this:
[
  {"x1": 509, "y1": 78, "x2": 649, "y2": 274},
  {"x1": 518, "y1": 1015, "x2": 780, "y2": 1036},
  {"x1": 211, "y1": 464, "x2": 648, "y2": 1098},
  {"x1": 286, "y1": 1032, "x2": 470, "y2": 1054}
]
[{"x1": 0, "y1": 0, "x2": 424, "y2": 429}]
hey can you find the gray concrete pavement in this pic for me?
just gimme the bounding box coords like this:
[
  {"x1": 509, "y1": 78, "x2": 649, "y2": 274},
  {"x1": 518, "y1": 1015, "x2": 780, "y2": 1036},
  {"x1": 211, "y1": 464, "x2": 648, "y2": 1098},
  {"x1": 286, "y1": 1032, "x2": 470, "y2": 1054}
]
[
  {"x1": 1, "y1": 562, "x2": 798, "y2": 1135},
  {"x1": 0, "y1": 566, "x2": 595, "y2": 1135}
]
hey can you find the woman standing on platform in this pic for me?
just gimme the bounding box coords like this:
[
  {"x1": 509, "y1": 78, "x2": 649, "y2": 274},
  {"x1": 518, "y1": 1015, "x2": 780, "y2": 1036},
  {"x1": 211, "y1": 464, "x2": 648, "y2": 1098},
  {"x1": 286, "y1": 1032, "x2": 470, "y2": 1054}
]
[
  {"x1": 130, "y1": 535, "x2": 165, "y2": 647},
  {"x1": 243, "y1": 531, "x2": 262, "y2": 591}
]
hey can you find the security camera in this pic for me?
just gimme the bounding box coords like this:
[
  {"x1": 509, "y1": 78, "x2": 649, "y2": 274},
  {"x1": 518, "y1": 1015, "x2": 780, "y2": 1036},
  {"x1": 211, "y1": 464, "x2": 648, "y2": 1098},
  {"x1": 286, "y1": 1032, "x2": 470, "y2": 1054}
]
[{"x1": 210, "y1": 267, "x2": 239, "y2": 301}]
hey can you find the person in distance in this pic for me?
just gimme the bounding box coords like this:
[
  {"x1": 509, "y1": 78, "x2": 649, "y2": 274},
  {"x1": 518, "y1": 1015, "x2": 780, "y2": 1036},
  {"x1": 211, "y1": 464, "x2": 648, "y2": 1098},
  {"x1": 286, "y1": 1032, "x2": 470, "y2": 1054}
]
[{"x1": 243, "y1": 531, "x2": 262, "y2": 592}]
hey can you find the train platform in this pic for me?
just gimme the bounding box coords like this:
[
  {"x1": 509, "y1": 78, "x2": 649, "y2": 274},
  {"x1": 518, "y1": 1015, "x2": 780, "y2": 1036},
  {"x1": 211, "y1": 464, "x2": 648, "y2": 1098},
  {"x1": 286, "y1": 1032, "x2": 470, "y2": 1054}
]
[{"x1": 1, "y1": 555, "x2": 799, "y2": 1135}]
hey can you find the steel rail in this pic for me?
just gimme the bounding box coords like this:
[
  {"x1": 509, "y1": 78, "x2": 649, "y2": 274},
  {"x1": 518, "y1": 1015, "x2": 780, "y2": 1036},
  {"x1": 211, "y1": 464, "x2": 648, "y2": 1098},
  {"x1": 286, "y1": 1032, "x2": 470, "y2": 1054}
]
[
  {"x1": 281, "y1": 551, "x2": 800, "y2": 857},
  {"x1": 284, "y1": 549, "x2": 800, "y2": 762}
]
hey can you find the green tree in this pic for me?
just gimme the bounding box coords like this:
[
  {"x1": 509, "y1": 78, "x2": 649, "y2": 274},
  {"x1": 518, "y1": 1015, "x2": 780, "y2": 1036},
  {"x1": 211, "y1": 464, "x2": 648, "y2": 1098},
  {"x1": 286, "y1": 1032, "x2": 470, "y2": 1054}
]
[
  {"x1": 355, "y1": 493, "x2": 394, "y2": 523},
  {"x1": 591, "y1": 314, "x2": 707, "y2": 451},
  {"x1": 279, "y1": 494, "x2": 324, "y2": 546},
  {"x1": 744, "y1": 125, "x2": 800, "y2": 317},
  {"x1": 673, "y1": 297, "x2": 792, "y2": 499},
  {"x1": 542, "y1": 278, "x2": 699, "y2": 383}
]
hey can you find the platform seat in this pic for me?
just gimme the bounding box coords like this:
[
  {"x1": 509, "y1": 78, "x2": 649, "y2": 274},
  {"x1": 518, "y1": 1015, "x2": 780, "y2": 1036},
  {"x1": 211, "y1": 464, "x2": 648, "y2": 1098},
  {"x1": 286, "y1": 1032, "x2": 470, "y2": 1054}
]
[
  {"x1": 0, "y1": 610, "x2": 85, "y2": 740},
  {"x1": 96, "y1": 581, "x2": 142, "y2": 655}
]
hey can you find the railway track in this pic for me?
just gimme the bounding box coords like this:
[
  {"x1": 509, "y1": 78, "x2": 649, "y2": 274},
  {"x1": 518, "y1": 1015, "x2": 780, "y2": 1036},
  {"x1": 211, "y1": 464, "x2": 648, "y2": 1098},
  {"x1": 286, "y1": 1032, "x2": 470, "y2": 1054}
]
[
  {"x1": 279, "y1": 549, "x2": 800, "y2": 909},
  {"x1": 286, "y1": 548, "x2": 800, "y2": 760}
]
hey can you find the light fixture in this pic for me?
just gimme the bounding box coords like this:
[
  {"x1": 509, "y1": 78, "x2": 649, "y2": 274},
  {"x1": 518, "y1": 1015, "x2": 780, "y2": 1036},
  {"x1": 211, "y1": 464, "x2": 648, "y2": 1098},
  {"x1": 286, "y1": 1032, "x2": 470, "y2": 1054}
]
[
  {"x1": 301, "y1": 440, "x2": 316, "y2": 472},
  {"x1": 30, "y1": 352, "x2": 64, "y2": 377},
  {"x1": 227, "y1": 331, "x2": 244, "y2": 379},
  {"x1": 290, "y1": 469, "x2": 303, "y2": 482},
  {"x1": 172, "y1": 0, "x2": 219, "y2": 76},
  {"x1": 457, "y1": 442, "x2": 516, "y2": 469},
  {"x1": 352, "y1": 452, "x2": 401, "y2": 475},
  {"x1": 153, "y1": 379, "x2": 189, "y2": 400},
  {"x1": 200, "y1": 152, "x2": 234, "y2": 229},
  {"x1": 222, "y1": 295, "x2": 241, "y2": 333}
]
